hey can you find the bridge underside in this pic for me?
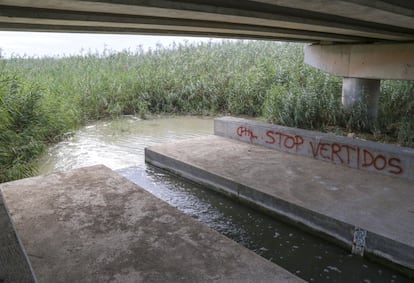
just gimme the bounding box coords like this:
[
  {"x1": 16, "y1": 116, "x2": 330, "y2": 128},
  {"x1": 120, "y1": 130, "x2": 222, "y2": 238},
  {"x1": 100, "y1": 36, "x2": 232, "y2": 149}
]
[{"x1": 0, "y1": 0, "x2": 413, "y2": 44}]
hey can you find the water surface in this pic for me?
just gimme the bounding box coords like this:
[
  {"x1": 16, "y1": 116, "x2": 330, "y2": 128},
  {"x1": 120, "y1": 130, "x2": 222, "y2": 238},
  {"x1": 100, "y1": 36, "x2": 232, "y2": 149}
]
[{"x1": 38, "y1": 116, "x2": 213, "y2": 173}]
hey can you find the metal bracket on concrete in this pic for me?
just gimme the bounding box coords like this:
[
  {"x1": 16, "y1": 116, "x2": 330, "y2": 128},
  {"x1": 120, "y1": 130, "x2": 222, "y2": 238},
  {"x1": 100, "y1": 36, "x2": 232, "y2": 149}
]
[{"x1": 352, "y1": 227, "x2": 367, "y2": 256}]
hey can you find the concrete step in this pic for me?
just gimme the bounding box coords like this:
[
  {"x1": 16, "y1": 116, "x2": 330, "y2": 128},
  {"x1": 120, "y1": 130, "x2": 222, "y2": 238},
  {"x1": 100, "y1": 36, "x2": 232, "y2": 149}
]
[
  {"x1": 145, "y1": 135, "x2": 414, "y2": 274},
  {"x1": 0, "y1": 165, "x2": 303, "y2": 283}
]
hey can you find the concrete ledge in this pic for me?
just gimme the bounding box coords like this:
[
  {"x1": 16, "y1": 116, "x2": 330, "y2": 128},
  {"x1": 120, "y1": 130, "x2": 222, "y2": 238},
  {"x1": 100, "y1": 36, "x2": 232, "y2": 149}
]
[
  {"x1": 214, "y1": 116, "x2": 414, "y2": 181},
  {"x1": 145, "y1": 148, "x2": 355, "y2": 245},
  {"x1": 145, "y1": 136, "x2": 414, "y2": 273},
  {"x1": 0, "y1": 165, "x2": 303, "y2": 283}
]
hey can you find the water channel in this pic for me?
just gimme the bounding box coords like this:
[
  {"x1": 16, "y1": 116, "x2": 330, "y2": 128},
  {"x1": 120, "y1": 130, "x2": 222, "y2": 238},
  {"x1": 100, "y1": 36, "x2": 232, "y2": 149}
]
[{"x1": 37, "y1": 116, "x2": 411, "y2": 283}]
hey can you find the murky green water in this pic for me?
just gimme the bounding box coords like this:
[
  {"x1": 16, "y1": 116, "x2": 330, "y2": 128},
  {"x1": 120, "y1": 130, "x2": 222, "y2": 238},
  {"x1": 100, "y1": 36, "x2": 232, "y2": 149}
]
[
  {"x1": 38, "y1": 116, "x2": 213, "y2": 173},
  {"x1": 38, "y1": 116, "x2": 411, "y2": 283}
]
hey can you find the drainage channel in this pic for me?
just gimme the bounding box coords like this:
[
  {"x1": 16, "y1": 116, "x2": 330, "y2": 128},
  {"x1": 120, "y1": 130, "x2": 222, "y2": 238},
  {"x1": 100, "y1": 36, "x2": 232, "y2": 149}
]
[{"x1": 118, "y1": 165, "x2": 411, "y2": 283}]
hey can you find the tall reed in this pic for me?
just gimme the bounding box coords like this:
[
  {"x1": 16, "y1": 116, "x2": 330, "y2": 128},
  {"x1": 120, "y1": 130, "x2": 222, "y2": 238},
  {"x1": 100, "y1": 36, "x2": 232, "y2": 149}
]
[{"x1": 0, "y1": 40, "x2": 412, "y2": 182}]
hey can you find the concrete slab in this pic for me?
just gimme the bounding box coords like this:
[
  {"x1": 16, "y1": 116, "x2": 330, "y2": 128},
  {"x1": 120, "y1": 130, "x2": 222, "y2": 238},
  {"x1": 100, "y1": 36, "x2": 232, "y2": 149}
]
[
  {"x1": 0, "y1": 165, "x2": 303, "y2": 283},
  {"x1": 145, "y1": 136, "x2": 414, "y2": 273}
]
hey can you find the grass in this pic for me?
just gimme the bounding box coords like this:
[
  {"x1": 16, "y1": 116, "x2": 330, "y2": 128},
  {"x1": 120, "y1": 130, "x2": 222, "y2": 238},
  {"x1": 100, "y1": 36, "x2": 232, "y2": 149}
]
[{"x1": 0, "y1": 40, "x2": 413, "y2": 182}]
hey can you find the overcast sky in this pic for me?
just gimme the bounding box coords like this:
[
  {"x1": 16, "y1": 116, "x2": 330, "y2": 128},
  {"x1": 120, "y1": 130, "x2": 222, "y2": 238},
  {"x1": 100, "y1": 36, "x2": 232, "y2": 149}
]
[{"x1": 0, "y1": 31, "x2": 223, "y2": 58}]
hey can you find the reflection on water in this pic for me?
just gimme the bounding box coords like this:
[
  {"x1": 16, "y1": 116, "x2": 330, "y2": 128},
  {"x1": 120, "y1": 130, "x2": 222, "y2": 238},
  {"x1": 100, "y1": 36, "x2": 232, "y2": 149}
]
[{"x1": 38, "y1": 116, "x2": 411, "y2": 283}]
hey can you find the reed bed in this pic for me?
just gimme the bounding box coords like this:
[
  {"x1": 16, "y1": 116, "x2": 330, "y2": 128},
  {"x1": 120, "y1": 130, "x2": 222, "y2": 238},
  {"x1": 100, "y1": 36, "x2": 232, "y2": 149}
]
[{"x1": 0, "y1": 40, "x2": 412, "y2": 182}]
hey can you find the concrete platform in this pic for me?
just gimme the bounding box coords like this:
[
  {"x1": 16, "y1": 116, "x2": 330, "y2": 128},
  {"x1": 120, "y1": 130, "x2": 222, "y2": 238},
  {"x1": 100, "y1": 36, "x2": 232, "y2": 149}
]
[
  {"x1": 145, "y1": 136, "x2": 414, "y2": 273},
  {"x1": 0, "y1": 165, "x2": 303, "y2": 283}
]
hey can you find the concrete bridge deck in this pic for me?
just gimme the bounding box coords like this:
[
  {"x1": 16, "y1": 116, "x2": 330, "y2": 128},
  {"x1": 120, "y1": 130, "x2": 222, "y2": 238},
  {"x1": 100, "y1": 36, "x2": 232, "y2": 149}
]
[
  {"x1": 145, "y1": 135, "x2": 414, "y2": 275},
  {"x1": 0, "y1": 165, "x2": 303, "y2": 283},
  {"x1": 1, "y1": 1, "x2": 413, "y2": 43}
]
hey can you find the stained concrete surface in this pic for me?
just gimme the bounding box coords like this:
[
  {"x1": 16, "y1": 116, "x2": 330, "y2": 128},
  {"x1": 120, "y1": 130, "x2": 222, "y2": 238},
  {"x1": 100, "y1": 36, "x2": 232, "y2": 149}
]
[
  {"x1": 0, "y1": 192, "x2": 36, "y2": 283},
  {"x1": 0, "y1": 165, "x2": 303, "y2": 283},
  {"x1": 145, "y1": 136, "x2": 414, "y2": 272}
]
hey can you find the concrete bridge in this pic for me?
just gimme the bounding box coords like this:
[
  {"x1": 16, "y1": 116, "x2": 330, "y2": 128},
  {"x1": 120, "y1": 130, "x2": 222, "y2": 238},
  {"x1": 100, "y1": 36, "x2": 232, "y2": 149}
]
[
  {"x1": 1, "y1": 0, "x2": 413, "y2": 119},
  {"x1": 0, "y1": 2, "x2": 413, "y2": 281}
]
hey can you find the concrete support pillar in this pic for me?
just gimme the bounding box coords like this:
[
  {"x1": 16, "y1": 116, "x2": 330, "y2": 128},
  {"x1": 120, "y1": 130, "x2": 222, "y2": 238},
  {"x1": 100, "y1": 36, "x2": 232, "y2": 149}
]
[
  {"x1": 304, "y1": 42, "x2": 414, "y2": 125},
  {"x1": 342, "y1": 78, "x2": 380, "y2": 120}
]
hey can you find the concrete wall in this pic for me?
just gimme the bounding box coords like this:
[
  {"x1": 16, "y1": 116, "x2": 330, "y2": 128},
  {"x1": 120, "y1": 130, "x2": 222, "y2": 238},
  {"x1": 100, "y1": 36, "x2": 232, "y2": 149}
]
[{"x1": 214, "y1": 117, "x2": 414, "y2": 181}]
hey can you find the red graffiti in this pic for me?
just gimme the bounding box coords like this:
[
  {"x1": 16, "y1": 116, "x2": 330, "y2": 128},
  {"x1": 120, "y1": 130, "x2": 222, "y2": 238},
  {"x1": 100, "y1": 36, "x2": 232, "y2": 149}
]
[
  {"x1": 310, "y1": 142, "x2": 357, "y2": 164},
  {"x1": 265, "y1": 130, "x2": 304, "y2": 151},
  {"x1": 309, "y1": 141, "x2": 403, "y2": 175},
  {"x1": 388, "y1": 158, "x2": 404, "y2": 174},
  {"x1": 234, "y1": 125, "x2": 404, "y2": 176},
  {"x1": 361, "y1": 150, "x2": 403, "y2": 174},
  {"x1": 237, "y1": 126, "x2": 258, "y2": 142}
]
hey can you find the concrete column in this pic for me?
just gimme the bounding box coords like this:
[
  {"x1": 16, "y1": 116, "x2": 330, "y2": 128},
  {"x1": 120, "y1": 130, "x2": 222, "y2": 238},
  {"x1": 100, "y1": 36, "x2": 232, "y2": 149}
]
[{"x1": 342, "y1": 78, "x2": 380, "y2": 120}]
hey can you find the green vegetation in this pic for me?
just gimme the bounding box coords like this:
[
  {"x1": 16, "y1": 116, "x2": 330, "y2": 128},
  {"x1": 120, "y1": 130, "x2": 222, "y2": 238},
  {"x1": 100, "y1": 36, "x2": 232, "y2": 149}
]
[{"x1": 1, "y1": 40, "x2": 413, "y2": 182}]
